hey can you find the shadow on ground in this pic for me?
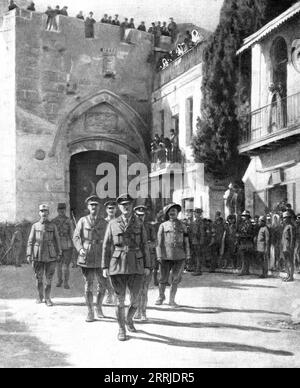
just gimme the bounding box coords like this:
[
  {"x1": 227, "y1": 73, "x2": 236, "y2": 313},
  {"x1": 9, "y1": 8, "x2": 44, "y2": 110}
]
[
  {"x1": 134, "y1": 330, "x2": 294, "y2": 357},
  {"x1": 0, "y1": 309, "x2": 70, "y2": 368},
  {"x1": 147, "y1": 305, "x2": 290, "y2": 317},
  {"x1": 138, "y1": 317, "x2": 281, "y2": 333}
]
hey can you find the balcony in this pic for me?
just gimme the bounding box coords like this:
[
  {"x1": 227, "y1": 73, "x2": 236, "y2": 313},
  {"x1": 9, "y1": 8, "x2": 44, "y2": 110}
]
[
  {"x1": 150, "y1": 147, "x2": 183, "y2": 173},
  {"x1": 239, "y1": 92, "x2": 300, "y2": 154}
]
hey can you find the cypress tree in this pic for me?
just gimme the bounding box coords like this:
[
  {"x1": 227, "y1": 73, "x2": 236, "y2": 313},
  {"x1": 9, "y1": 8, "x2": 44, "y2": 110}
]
[{"x1": 192, "y1": 0, "x2": 297, "y2": 178}]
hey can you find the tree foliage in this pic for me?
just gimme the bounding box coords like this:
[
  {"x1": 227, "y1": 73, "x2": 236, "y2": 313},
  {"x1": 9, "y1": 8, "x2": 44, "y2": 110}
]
[{"x1": 192, "y1": 0, "x2": 297, "y2": 178}]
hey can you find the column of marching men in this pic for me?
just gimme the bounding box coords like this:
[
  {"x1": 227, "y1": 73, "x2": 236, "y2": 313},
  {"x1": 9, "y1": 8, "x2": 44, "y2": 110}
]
[
  {"x1": 25, "y1": 195, "x2": 191, "y2": 342},
  {"x1": 25, "y1": 195, "x2": 300, "y2": 341}
]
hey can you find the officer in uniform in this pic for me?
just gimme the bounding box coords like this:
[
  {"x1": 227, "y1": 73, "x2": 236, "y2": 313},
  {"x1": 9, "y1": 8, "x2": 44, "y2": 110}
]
[
  {"x1": 156, "y1": 203, "x2": 191, "y2": 307},
  {"x1": 191, "y1": 208, "x2": 205, "y2": 276},
  {"x1": 282, "y1": 211, "x2": 295, "y2": 282},
  {"x1": 134, "y1": 205, "x2": 156, "y2": 321},
  {"x1": 102, "y1": 194, "x2": 151, "y2": 341},
  {"x1": 103, "y1": 200, "x2": 118, "y2": 305},
  {"x1": 53, "y1": 203, "x2": 74, "y2": 289},
  {"x1": 237, "y1": 210, "x2": 254, "y2": 276},
  {"x1": 256, "y1": 216, "x2": 270, "y2": 279},
  {"x1": 26, "y1": 204, "x2": 62, "y2": 306},
  {"x1": 73, "y1": 196, "x2": 110, "y2": 322},
  {"x1": 10, "y1": 223, "x2": 23, "y2": 267}
]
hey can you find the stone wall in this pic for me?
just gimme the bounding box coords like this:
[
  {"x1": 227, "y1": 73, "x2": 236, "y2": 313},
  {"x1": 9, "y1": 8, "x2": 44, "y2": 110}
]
[
  {"x1": 0, "y1": 9, "x2": 155, "y2": 222},
  {"x1": 0, "y1": 11, "x2": 16, "y2": 221}
]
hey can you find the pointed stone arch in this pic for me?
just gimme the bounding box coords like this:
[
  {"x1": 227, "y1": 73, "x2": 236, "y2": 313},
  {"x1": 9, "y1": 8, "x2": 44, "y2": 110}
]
[{"x1": 49, "y1": 89, "x2": 149, "y2": 162}]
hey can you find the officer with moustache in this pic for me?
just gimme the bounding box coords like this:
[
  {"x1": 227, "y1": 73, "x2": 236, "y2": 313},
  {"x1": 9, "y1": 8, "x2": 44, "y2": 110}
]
[
  {"x1": 26, "y1": 204, "x2": 62, "y2": 306},
  {"x1": 73, "y1": 196, "x2": 109, "y2": 322},
  {"x1": 102, "y1": 194, "x2": 151, "y2": 341}
]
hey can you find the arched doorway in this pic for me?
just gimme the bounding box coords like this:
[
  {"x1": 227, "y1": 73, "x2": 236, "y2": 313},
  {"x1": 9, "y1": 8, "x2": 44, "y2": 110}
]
[
  {"x1": 70, "y1": 151, "x2": 120, "y2": 219},
  {"x1": 49, "y1": 90, "x2": 150, "y2": 217}
]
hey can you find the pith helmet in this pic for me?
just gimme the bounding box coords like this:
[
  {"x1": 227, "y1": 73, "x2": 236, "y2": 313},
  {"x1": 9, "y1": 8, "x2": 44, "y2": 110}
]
[{"x1": 164, "y1": 203, "x2": 182, "y2": 221}]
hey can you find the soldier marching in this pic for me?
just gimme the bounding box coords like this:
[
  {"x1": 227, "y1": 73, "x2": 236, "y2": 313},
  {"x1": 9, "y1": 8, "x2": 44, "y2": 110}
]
[{"x1": 15, "y1": 195, "x2": 298, "y2": 342}]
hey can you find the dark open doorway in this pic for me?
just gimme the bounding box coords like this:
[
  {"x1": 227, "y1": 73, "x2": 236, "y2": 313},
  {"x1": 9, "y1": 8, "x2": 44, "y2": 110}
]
[{"x1": 69, "y1": 151, "x2": 120, "y2": 220}]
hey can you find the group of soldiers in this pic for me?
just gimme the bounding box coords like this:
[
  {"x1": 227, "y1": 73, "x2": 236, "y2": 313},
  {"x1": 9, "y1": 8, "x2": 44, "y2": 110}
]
[
  {"x1": 183, "y1": 207, "x2": 300, "y2": 282},
  {"x1": 25, "y1": 195, "x2": 191, "y2": 342},
  {"x1": 15, "y1": 195, "x2": 300, "y2": 341}
]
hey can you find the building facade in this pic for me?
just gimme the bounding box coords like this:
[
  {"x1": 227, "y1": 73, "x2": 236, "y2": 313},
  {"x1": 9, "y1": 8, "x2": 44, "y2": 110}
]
[
  {"x1": 151, "y1": 43, "x2": 227, "y2": 218},
  {"x1": 0, "y1": 8, "x2": 155, "y2": 222},
  {"x1": 237, "y1": 2, "x2": 300, "y2": 215}
]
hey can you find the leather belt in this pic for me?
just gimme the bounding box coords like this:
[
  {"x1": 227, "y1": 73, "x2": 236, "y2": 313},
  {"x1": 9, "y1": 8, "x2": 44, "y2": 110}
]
[
  {"x1": 115, "y1": 246, "x2": 140, "y2": 252},
  {"x1": 84, "y1": 240, "x2": 102, "y2": 244}
]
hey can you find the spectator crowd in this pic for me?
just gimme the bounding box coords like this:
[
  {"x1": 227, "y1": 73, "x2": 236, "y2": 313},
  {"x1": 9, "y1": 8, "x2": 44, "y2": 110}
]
[
  {"x1": 151, "y1": 131, "x2": 181, "y2": 167},
  {"x1": 181, "y1": 201, "x2": 300, "y2": 283},
  {"x1": 7, "y1": 1, "x2": 179, "y2": 42}
]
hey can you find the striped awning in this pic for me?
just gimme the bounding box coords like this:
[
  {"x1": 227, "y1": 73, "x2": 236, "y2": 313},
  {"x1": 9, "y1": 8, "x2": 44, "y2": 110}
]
[{"x1": 237, "y1": 1, "x2": 300, "y2": 55}]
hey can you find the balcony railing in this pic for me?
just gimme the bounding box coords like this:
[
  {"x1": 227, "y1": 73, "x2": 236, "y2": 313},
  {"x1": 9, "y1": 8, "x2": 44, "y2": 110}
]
[
  {"x1": 240, "y1": 92, "x2": 300, "y2": 147},
  {"x1": 151, "y1": 147, "x2": 182, "y2": 172}
]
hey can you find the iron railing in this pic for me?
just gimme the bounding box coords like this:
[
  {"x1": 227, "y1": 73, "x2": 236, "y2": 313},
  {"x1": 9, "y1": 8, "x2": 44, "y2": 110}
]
[{"x1": 240, "y1": 92, "x2": 300, "y2": 145}]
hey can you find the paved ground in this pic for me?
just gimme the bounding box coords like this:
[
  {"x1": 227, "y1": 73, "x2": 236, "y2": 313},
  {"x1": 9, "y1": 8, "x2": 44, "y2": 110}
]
[{"x1": 0, "y1": 265, "x2": 300, "y2": 368}]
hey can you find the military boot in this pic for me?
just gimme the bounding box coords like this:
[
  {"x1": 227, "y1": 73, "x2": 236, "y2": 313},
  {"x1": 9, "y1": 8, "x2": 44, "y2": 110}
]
[
  {"x1": 63, "y1": 266, "x2": 70, "y2": 289},
  {"x1": 169, "y1": 284, "x2": 179, "y2": 307},
  {"x1": 44, "y1": 285, "x2": 53, "y2": 307},
  {"x1": 36, "y1": 282, "x2": 44, "y2": 304},
  {"x1": 126, "y1": 306, "x2": 138, "y2": 333},
  {"x1": 116, "y1": 306, "x2": 127, "y2": 341},
  {"x1": 95, "y1": 292, "x2": 105, "y2": 319},
  {"x1": 155, "y1": 284, "x2": 166, "y2": 305},
  {"x1": 85, "y1": 292, "x2": 95, "y2": 322},
  {"x1": 153, "y1": 269, "x2": 159, "y2": 287}
]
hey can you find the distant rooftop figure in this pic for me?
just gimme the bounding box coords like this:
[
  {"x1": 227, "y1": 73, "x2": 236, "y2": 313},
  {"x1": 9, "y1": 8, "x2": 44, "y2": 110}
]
[
  {"x1": 112, "y1": 14, "x2": 120, "y2": 26},
  {"x1": 76, "y1": 11, "x2": 84, "y2": 20},
  {"x1": 85, "y1": 12, "x2": 96, "y2": 38},
  {"x1": 101, "y1": 14, "x2": 109, "y2": 23},
  {"x1": 60, "y1": 6, "x2": 68, "y2": 16},
  {"x1": 27, "y1": 2, "x2": 35, "y2": 11},
  {"x1": 8, "y1": 0, "x2": 18, "y2": 11},
  {"x1": 168, "y1": 17, "x2": 178, "y2": 43},
  {"x1": 138, "y1": 22, "x2": 146, "y2": 32},
  {"x1": 128, "y1": 18, "x2": 135, "y2": 29}
]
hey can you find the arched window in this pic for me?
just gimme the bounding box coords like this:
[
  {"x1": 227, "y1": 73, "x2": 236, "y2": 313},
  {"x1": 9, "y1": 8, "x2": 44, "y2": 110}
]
[
  {"x1": 268, "y1": 37, "x2": 288, "y2": 132},
  {"x1": 271, "y1": 37, "x2": 288, "y2": 98}
]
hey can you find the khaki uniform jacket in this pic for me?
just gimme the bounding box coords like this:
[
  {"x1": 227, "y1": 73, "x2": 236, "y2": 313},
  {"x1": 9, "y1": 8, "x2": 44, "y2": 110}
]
[
  {"x1": 102, "y1": 215, "x2": 151, "y2": 276},
  {"x1": 73, "y1": 216, "x2": 107, "y2": 269},
  {"x1": 52, "y1": 215, "x2": 74, "y2": 251},
  {"x1": 256, "y1": 226, "x2": 270, "y2": 253},
  {"x1": 187, "y1": 219, "x2": 205, "y2": 246},
  {"x1": 282, "y1": 224, "x2": 295, "y2": 253},
  {"x1": 27, "y1": 220, "x2": 61, "y2": 263},
  {"x1": 156, "y1": 220, "x2": 191, "y2": 261}
]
